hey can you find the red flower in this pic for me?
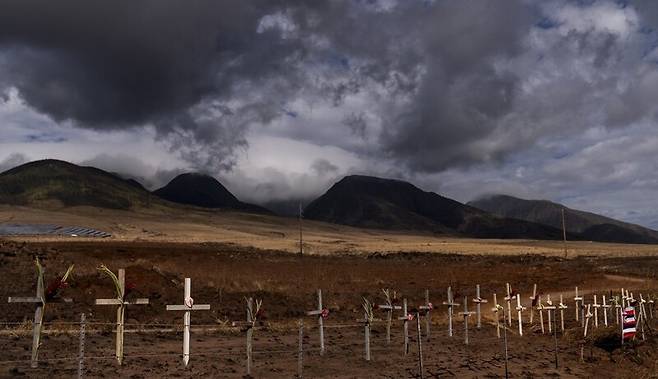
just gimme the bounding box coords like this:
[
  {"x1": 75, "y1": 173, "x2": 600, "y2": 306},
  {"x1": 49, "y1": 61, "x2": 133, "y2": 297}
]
[
  {"x1": 45, "y1": 279, "x2": 68, "y2": 300},
  {"x1": 124, "y1": 282, "x2": 137, "y2": 298},
  {"x1": 321, "y1": 308, "x2": 330, "y2": 319}
]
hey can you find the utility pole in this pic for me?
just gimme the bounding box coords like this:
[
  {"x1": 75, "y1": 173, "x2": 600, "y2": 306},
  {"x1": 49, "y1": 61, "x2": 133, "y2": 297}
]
[
  {"x1": 561, "y1": 208, "x2": 567, "y2": 259},
  {"x1": 299, "y1": 202, "x2": 303, "y2": 256}
]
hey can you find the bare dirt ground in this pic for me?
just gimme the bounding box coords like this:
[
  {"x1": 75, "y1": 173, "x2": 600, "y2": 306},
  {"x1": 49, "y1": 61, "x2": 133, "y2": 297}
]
[{"x1": 1, "y1": 206, "x2": 658, "y2": 378}]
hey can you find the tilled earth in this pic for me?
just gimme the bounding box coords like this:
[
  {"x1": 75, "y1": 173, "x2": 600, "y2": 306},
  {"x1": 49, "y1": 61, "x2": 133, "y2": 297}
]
[{"x1": 0, "y1": 239, "x2": 657, "y2": 378}]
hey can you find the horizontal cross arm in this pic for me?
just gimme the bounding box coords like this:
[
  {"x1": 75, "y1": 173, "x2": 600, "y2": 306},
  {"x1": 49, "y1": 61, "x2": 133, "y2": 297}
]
[
  {"x1": 96, "y1": 299, "x2": 123, "y2": 305},
  {"x1": 126, "y1": 299, "x2": 150, "y2": 305},
  {"x1": 306, "y1": 310, "x2": 323, "y2": 316},
  {"x1": 8, "y1": 297, "x2": 42, "y2": 303},
  {"x1": 377, "y1": 305, "x2": 402, "y2": 310},
  {"x1": 166, "y1": 304, "x2": 210, "y2": 311}
]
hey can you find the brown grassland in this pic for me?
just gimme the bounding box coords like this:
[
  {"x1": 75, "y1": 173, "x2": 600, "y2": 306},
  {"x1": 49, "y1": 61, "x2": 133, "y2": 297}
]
[{"x1": 0, "y1": 205, "x2": 657, "y2": 378}]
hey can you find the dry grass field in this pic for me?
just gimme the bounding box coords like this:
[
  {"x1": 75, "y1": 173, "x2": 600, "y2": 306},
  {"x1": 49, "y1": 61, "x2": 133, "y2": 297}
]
[{"x1": 1, "y1": 205, "x2": 657, "y2": 378}]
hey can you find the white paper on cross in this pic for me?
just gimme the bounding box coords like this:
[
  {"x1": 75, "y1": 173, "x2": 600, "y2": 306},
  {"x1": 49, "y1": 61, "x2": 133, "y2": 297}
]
[
  {"x1": 166, "y1": 278, "x2": 210, "y2": 366},
  {"x1": 95, "y1": 269, "x2": 149, "y2": 365}
]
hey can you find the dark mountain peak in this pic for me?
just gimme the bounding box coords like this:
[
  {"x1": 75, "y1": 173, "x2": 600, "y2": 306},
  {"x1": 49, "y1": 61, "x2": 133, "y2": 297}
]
[
  {"x1": 154, "y1": 173, "x2": 270, "y2": 214},
  {"x1": 305, "y1": 175, "x2": 564, "y2": 240},
  {"x1": 154, "y1": 173, "x2": 239, "y2": 208}
]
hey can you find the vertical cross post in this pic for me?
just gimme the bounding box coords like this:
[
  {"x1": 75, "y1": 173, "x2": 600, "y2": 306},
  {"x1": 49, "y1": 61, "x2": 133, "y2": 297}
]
[
  {"x1": 545, "y1": 295, "x2": 556, "y2": 334},
  {"x1": 397, "y1": 298, "x2": 410, "y2": 354},
  {"x1": 516, "y1": 293, "x2": 526, "y2": 336},
  {"x1": 546, "y1": 295, "x2": 554, "y2": 334},
  {"x1": 492, "y1": 293, "x2": 501, "y2": 338},
  {"x1": 95, "y1": 268, "x2": 149, "y2": 365},
  {"x1": 504, "y1": 283, "x2": 515, "y2": 327},
  {"x1": 583, "y1": 304, "x2": 593, "y2": 337},
  {"x1": 537, "y1": 295, "x2": 545, "y2": 334},
  {"x1": 602, "y1": 295, "x2": 610, "y2": 327},
  {"x1": 420, "y1": 289, "x2": 432, "y2": 340},
  {"x1": 646, "y1": 295, "x2": 654, "y2": 319},
  {"x1": 558, "y1": 294, "x2": 568, "y2": 333},
  {"x1": 166, "y1": 278, "x2": 211, "y2": 366},
  {"x1": 574, "y1": 286, "x2": 582, "y2": 323},
  {"x1": 8, "y1": 266, "x2": 74, "y2": 368},
  {"x1": 305, "y1": 289, "x2": 328, "y2": 355},
  {"x1": 592, "y1": 295, "x2": 600, "y2": 328},
  {"x1": 460, "y1": 297, "x2": 475, "y2": 345},
  {"x1": 472, "y1": 284, "x2": 487, "y2": 329},
  {"x1": 378, "y1": 290, "x2": 401, "y2": 344},
  {"x1": 246, "y1": 298, "x2": 253, "y2": 377},
  {"x1": 529, "y1": 284, "x2": 537, "y2": 324},
  {"x1": 442, "y1": 287, "x2": 459, "y2": 337}
]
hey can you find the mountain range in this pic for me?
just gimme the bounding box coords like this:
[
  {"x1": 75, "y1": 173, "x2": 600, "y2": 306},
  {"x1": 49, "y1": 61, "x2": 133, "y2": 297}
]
[
  {"x1": 1, "y1": 159, "x2": 656, "y2": 244},
  {"x1": 468, "y1": 195, "x2": 658, "y2": 244}
]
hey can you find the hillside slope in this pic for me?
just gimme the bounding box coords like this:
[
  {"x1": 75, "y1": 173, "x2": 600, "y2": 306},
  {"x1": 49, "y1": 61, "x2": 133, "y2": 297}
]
[
  {"x1": 304, "y1": 175, "x2": 566, "y2": 240},
  {"x1": 468, "y1": 195, "x2": 658, "y2": 244},
  {"x1": 0, "y1": 159, "x2": 155, "y2": 210}
]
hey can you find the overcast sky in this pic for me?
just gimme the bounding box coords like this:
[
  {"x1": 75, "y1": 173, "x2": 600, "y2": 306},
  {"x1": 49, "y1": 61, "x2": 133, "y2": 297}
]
[{"x1": 1, "y1": 0, "x2": 657, "y2": 228}]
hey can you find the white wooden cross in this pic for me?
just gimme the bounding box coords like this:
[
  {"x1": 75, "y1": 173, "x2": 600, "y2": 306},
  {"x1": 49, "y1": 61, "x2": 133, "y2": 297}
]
[
  {"x1": 8, "y1": 266, "x2": 73, "y2": 368},
  {"x1": 166, "y1": 278, "x2": 210, "y2": 366},
  {"x1": 397, "y1": 298, "x2": 411, "y2": 354},
  {"x1": 460, "y1": 296, "x2": 476, "y2": 345},
  {"x1": 544, "y1": 295, "x2": 556, "y2": 334},
  {"x1": 601, "y1": 295, "x2": 611, "y2": 327},
  {"x1": 647, "y1": 295, "x2": 655, "y2": 319},
  {"x1": 357, "y1": 298, "x2": 377, "y2": 362},
  {"x1": 639, "y1": 294, "x2": 649, "y2": 325},
  {"x1": 621, "y1": 287, "x2": 626, "y2": 308},
  {"x1": 536, "y1": 295, "x2": 545, "y2": 334},
  {"x1": 614, "y1": 295, "x2": 622, "y2": 325},
  {"x1": 591, "y1": 295, "x2": 600, "y2": 328},
  {"x1": 583, "y1": 304, "x2": 593, "y2": 337},
  {"x1": 95, "y1": 268, "x2": 149, "y2": 365},
  {"x1": 305, "y1": 289, "x2": 329, "y2": 355},
  {"x1": 528, "y1": 283, "x2": 537, "y2": 324},
  {"x1": 515, "y1": 293, "x2": 526, "y2": 336},
  {"x1": 558, "y1": 294, "x2": 568, "y2": 332},
  {"x1": 378, "y1": 289, "x2": 402, "y2": 344},
  {"x1": 472, "y1": 284, "x2": 488, "y2": 329},
  {"x1": 491, "y1": 293, "x2": 501, "y2": 338},
  {"x1": 504, "y1": 283, "x2": 516, "y2": 327},
  {"x1": 574, "y1": 286, "x2": 583, "y2": 323},
  {"x1": 442, "y1": 287, "x2": 460, "y2": 337}
]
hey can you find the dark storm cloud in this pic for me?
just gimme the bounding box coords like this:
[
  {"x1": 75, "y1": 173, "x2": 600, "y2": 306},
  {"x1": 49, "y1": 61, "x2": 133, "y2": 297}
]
[
  {"x1": 2, "y1": 0, "x2": 657, "y2": 176},
  {"x1": 0, "y1": 0, "x2": 312, "y2": 170}
]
